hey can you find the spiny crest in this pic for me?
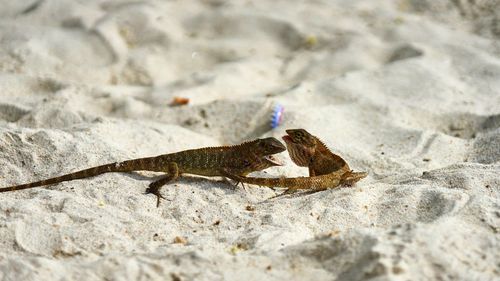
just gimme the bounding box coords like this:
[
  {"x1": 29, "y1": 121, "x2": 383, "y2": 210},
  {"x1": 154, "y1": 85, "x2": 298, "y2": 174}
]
[
  {"x1": 202, "y1": 138, "x2": 260, "y2": 150},
  {"x1": 312, "y1": 136, "x2": 350, "y2": 171},
  {"x1": 234, "y1": 138, "x2": 259, "y2": 147},
  {"x1": 313, "y1": 136, "x2": 333, "y2": 154},
  {"x1": 205, "y1": 138, "x2": 284, "y2": 155}
]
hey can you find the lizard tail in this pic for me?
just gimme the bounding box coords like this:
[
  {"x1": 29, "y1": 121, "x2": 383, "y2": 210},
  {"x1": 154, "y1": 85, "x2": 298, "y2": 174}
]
[
  {"x1": 340, "y1": 171, "x2": 368, "y2": 186},
  {"x1": 0, "y1": 156, "x2": 160, "y2": 192},
  {"x1": 236, "y1": 174, "x2": 340, "y2": 190}
]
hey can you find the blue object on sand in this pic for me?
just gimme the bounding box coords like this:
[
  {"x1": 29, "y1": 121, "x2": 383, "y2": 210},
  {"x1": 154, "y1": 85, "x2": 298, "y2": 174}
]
[{"x1": 271, "y1": 104, "x2": 284, "y2": 129}]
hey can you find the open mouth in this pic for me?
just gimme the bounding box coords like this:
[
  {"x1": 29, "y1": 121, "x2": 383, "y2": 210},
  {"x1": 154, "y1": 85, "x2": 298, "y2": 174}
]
[
  {"x1": 264, "y1": 155, "x2": 284, "y2": 166},
  {"x1": 282, "y1": 135, "x2": 293, "y2": 143}
]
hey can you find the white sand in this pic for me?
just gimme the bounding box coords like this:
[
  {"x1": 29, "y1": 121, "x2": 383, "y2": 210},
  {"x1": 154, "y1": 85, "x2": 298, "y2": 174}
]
[{"x1": 0, "y1": 0, "x2": 499, "y2": 280}]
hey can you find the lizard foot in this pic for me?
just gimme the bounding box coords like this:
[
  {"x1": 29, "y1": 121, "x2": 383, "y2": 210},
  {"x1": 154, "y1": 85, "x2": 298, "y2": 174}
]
[
  {"x1": 145, "y1": 173, "x2": 178, "y2": 207},
  {"x1": 238, "y1": 181, "x2": 248, "y2": 191},
  {"x1": 225, "y1": 178, "x2": 247, "y2": 191},
  {"x1": 145, "y1": 184, "x2": 168, "y2": 207},
  {"x1": 220, "y1": 170, "x2": 247, "y2": 191},
  {"x1": 231, "y1": 180, "x2": 242, "y2": 188},
  {"x1": 268, "y1": 188, "x2": 298, "y2": 199}
]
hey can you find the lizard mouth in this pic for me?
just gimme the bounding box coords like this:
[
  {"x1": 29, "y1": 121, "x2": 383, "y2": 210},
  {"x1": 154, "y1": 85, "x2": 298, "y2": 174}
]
[
  {"x1": 282, "y1": 135, "x2": 293, "y2": 144},
  {"x1": 264, "y1": 155, "x2": 284, "y2": 166}
]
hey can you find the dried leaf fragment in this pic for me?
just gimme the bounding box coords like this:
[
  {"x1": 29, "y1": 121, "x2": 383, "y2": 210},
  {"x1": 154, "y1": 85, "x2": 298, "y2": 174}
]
[{"x1": 170, "y1": 97, "x2": 190, "y2": 106}]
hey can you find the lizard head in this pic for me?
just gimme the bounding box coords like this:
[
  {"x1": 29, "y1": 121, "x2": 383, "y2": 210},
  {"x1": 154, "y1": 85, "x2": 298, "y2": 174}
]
[
  {"x1": 251, "y1": 137, "x2": 286, "y2": 167},
  {"x1": 282, "y1": 129, "x2": 317, "y2": 167},
  {"x1": 229, "y1": 137, "x2": 285, "y2": 176},
  {"x1": 218, "y1": 137, "x2": 285, "y2": 177},
  {"x1": 340, "y1": 170, "x2": 368, "y2": 186}
]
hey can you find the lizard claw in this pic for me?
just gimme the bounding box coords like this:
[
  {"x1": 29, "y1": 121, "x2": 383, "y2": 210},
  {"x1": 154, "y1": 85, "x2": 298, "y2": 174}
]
[
  {"x1": 231, "y1": 181, "x2": 247, "y2": 191},
  {"x1": 154, "y1": 193, "x2": 165, "y2": 207},
  {"x1": 145, "y1": 185, "x2": 168, "y2": 208},
  {"x1": 267, "y1": 188, "x2": 297, "y2": 200},
  {"x1": 224, "y1": 175, "x2": 247, "y2": 191},
  {"x1": 225, "y1": 179, "x2": 242, "y2": 190},
  {"x1": 283, "y1": 188, "x2": 298, "y2": 195},
  {"x1": 239, "y1": 182, "x2": 248, "y2": 191}
]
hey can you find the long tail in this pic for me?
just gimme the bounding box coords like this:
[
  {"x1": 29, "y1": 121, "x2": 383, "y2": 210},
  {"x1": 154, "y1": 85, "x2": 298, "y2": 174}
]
[
  {"x1": 228, "y1": 169, "x2": 367, "y2": 191},
  {"x1": 339, "y1": 171, "x2": 368, "y2": 186},
  {"x1": 0, "y1": 156, "x2": 160, "y2": 192},
  {"x1": 232, "y1": 173, "x2": 343, "y2": 190}
]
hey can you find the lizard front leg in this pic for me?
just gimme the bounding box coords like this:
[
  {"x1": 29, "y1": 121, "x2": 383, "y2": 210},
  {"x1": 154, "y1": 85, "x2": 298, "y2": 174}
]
[
  {"x1": 220, "y1": 169, "x2": 249, "y2": 190},
  {"x1": 145, "y1": 162, "x2": 179, "y2": 207},
  {"x1": 308, "y1": 167, "x2": 316, "y2": 177}
]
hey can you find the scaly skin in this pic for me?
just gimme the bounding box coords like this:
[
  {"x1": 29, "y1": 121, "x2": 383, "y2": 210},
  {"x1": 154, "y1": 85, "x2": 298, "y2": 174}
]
[
  {"x1": 225, "y1": 169, "x2": 367, "y2": 194},
  {"x1": 282, "y1": 129, "x2": 350, "y2": 176},
  {"x1": 225, "y1": 129, "x2": 367, "y2": 195},
  {"x1": 284, "y1": 129, "x2": 367, "y2": 186},
  {"x1": 0, "y1": 137, "x2": 286, "y2": 206}
]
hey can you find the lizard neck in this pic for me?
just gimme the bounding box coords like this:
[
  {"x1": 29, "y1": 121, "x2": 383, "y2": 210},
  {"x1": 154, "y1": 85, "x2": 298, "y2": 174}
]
[{"x1": 312, "y1": 137, "x2": 350, "y2": 175}]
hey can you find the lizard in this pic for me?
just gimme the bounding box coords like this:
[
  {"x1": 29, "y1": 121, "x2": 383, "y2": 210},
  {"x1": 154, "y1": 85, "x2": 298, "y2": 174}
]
[
  {"x1": 223, "y1": 129, "x2": 367, "y2": 195},
  {"x1": 282, "y1": 129, "x2": 350, "y2": 177},
  {"x1": 0, "y1": 137, "x2": 286, "y2": 206},
  {"x1": 283, "y1": 128, "x2": 366, "y2": 186},
  {"x1": 224, "y1": 169, "x2": 367, "y2": 195}
]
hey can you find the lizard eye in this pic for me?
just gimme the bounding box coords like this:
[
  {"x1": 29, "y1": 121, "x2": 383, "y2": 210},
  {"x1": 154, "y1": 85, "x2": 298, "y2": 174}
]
[
  {"x1": 243, "y1": 160, "x2": 251, "y2": 167},
  {"x1": 259, "y1": 142, "x2": 270, "y2": 151}
]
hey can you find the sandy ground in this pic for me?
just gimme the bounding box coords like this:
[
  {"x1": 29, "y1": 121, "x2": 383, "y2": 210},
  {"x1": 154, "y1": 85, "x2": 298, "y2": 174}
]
[{"x1": 0, "y1": 0, "x2": 499, "y2": 280}]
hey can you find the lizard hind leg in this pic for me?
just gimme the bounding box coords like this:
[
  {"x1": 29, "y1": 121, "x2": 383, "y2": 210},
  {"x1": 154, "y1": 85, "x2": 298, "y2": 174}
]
[
  {"x1": 145, "y1": 162, "x2": 179, "y2": 207},
  {"x1": 230, "y1": 179, "x2": 247, "y2": 190},
  {"x1": 268, "y1": 184, "x2": 329, "y2": 200},
  {"x1": 220, "y1": 169, "x2": 248, "y2": 191},
  {"x1": 267, "y1": 187, "x2": 298, "y2": 200}
]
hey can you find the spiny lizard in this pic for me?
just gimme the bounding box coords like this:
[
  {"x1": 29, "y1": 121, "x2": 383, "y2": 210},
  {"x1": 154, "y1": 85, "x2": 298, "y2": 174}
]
[
  {"x1": 284, "y1": 128, "x2": 367, "y2": 186},
  {"x1": 225, "y1": 169, "x2": 367, "y2": 195},
  {"x1": 0, "y1": 137, "x2": 286, "y2": 206},
  {"x1": 283, "y1": 129, "x2": 350, "y2": 176}
]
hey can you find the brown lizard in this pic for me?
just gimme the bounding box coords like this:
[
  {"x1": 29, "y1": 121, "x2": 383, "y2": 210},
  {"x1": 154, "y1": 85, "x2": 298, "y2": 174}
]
[
  {"x1": 0, "y1": 137, "x2": 286, "y2": 206},
  {"x1": 283, "y1": 129, "x2": 366, "y2": 186},
  {"x1": 282, "y1": 129, "x2": 350, "y2": 176},
  {"x1": 225, "y1": 170, "x2": 368, "y2": 195},
  {"x1": 224, "y1": 129, "x2": 367, "y2": 195}
]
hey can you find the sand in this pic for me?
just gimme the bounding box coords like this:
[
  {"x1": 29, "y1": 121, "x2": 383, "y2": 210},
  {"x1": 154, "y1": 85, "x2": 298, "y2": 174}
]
[{"x1": 0, "y1": 0, "x2": 499, "y2": 280}]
